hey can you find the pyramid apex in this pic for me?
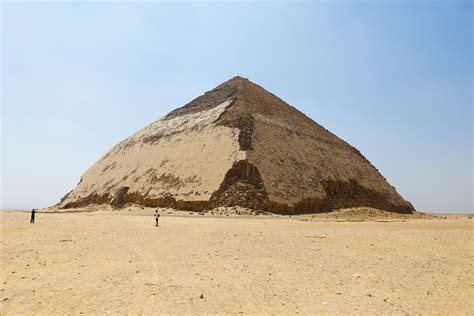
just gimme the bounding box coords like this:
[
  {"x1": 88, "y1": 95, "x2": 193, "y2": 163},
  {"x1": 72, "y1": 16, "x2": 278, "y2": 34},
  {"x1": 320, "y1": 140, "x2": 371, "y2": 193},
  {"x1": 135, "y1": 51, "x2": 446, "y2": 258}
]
[
  {"x1": 217, "y1": 75, "x2": 251, "y2": 88},
  {"x1": 230, "y1": 75, "x2": 247, "y2": 80},
  {"x1": 228, "y1": 75, "x2": 249, "y2": 82}
]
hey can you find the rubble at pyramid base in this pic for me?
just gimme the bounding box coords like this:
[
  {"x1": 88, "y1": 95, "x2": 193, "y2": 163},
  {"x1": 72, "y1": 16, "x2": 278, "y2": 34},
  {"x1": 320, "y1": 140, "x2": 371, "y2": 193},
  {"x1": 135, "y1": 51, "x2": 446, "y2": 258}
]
[{"x1": 61, "y1": 160, "x2": 413, "y2": 214}]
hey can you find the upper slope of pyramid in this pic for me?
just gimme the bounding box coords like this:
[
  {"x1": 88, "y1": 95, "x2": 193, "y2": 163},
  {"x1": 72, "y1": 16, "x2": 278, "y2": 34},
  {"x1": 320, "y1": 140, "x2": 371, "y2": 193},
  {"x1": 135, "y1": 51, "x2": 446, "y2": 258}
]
[
  {"x1": 166, "y1": 76, "x2": 300, "y2": 120},
  {"x1": 166, "y1": 76, "x2": 337, "y2": 151},
  {"x1": 58, "y1": 76, "x2": 414, "y2": 214}
]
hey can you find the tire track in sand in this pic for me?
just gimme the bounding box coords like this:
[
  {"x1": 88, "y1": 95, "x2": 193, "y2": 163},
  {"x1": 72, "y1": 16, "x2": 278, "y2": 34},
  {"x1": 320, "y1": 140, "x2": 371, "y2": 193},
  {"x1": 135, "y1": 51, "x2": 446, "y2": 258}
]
[{"x1": 124, "y1": 234, "x2": 160, "y2": 315}]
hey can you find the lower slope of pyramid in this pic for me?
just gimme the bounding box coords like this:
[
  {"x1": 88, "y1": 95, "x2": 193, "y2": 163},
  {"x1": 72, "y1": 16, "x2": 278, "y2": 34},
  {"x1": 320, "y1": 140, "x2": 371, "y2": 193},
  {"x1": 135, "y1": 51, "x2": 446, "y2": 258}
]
[{"x1": 59, "y1": 77, "x2": 415, "y2": 214}]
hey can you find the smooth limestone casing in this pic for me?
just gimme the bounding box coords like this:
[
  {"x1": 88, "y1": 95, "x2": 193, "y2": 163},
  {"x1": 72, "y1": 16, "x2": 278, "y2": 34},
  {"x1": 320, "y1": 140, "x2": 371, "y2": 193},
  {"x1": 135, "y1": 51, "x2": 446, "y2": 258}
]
[{"x1": 60, "y1": 100, "x2": 246, "y2": 207}]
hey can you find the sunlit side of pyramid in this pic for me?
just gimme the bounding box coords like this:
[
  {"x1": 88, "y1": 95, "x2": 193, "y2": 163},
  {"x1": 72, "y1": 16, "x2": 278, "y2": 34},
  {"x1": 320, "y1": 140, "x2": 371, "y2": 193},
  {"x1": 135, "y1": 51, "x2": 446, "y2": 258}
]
[{"x1": 59, "y1": 76, "x2": 414, "y2": 214}]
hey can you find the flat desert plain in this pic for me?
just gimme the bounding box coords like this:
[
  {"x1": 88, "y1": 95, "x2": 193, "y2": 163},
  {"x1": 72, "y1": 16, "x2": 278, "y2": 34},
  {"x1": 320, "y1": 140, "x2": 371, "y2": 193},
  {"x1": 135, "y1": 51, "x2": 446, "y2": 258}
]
[{"x1": 0, "y1": 208, "x2": 473, "y2": 315}]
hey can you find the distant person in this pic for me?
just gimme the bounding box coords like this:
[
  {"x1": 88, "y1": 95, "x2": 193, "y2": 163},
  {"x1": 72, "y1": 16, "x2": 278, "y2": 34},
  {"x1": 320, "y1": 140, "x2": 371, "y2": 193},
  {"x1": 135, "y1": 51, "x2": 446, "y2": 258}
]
[
  {"x1": 155, "y1": 210, "x2": 160, "y2": 227},
  {"x1": 30, "y1": 208, "x2": 36, "y2": 223}
]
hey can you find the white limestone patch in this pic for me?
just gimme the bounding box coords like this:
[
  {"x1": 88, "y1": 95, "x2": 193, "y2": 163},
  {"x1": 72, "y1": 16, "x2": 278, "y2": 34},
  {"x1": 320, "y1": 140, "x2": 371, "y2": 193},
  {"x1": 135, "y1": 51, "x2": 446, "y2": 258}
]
[{"x1": 140, "y1": 99, "x2": 233, "y2": 139}]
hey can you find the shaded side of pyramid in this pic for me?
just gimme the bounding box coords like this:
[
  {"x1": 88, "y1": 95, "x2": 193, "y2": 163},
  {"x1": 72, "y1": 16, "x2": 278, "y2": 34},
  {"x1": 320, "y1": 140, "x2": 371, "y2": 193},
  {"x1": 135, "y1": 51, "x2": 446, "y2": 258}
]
[{"x1": 58, "y1": 76, "x2": 415, "y2": 214}]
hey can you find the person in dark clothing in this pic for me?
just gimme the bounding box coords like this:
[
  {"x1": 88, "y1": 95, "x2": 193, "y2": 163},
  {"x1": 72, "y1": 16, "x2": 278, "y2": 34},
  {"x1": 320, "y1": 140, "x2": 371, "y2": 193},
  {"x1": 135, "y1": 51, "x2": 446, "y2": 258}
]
[
  {"x1": 155, "y1": 210, "x2": 160, "y2": 227},
  {"x1": 30, "y1": 209, "x2": 36, "y2": 223}
]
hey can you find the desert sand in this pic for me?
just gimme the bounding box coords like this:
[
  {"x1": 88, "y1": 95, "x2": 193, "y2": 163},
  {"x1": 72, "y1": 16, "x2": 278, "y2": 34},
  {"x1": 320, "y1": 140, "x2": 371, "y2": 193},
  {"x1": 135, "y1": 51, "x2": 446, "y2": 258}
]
[{"x1": 1, "y1": 208, "x2": 472, "y2": 315}]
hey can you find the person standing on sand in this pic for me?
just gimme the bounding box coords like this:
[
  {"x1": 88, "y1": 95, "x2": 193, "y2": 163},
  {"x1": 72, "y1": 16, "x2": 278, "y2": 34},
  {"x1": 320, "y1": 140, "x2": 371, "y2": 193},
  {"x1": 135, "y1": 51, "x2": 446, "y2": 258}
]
[
  {"x1": 30, "y1": 208, "x2": 36, "y2": 223},
  {"x1": 155, "y1": 210, "x2": 160, "y2": 227}
]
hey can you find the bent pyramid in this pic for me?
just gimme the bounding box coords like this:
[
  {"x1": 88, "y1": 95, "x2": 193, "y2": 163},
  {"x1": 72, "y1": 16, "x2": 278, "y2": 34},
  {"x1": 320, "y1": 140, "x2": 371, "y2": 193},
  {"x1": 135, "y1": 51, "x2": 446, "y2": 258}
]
[{"x1": 59, "y1": 76, "x2": 414, "y2": 214}]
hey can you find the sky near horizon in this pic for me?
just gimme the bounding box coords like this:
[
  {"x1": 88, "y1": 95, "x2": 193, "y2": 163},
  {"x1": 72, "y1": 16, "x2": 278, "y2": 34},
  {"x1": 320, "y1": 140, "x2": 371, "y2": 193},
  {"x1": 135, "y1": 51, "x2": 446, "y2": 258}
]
[{"x1": 1, "y1": 1, "x2": 472, "y2": 212}]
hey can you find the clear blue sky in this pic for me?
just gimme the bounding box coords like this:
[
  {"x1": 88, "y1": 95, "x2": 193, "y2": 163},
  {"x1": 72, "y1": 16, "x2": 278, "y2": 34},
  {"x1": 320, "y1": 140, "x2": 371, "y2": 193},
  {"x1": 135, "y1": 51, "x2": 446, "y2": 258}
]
[{"x1": 1, "y1": 1, "x2": 472, "y2": 212}]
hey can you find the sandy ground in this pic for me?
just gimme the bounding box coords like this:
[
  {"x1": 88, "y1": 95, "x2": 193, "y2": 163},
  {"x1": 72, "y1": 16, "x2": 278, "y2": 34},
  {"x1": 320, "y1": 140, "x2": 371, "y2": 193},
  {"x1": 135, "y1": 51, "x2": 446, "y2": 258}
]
[{"x1": 0, "y1": 209, "x2": 473, "y2": 315}]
